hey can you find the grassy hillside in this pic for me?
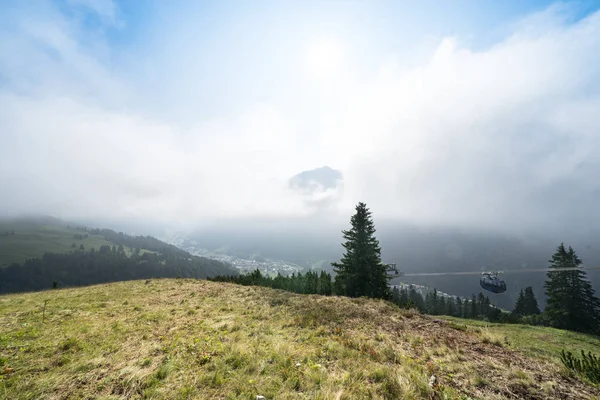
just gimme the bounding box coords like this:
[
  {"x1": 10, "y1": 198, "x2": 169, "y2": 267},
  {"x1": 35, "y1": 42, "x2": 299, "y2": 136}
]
[
  {"x1": 1, "y1": 280, "x2": 598, "y2": 399},
  {"x1": 0, "y1": 218, "x2": 114, "y2": 266},
  {"x1": 441, "y1": 317, "x2": 600, "y2": 365}
]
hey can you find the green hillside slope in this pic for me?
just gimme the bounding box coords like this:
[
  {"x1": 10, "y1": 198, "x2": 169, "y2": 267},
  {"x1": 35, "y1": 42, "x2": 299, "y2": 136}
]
[
  {"x1": 441, "y1": 316, "x2": 600, "y2": 365},
  {"x1": 0, "y1": 217, "x2": 237, "y2": 294},
  {"x1": 1, "y1": 280, "x2": 598, "y2": 399},
  {"x1": 0, "y1": 218, "x2": 114, "y2": 266}
]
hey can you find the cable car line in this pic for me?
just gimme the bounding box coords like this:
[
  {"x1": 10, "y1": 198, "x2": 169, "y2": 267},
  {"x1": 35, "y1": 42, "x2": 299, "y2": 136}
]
[
  {"x1": 392, "y1": 266, "x2": 600, "y2": 277},
  {"x1": 385, "y1": 264, "x2": 600, "y2": 293}
]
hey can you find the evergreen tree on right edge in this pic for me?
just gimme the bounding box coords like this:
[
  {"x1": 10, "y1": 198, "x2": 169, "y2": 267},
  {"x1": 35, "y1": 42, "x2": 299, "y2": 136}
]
[{"x1": 544, "y1": 243, "x2": 600, "y2": 333}]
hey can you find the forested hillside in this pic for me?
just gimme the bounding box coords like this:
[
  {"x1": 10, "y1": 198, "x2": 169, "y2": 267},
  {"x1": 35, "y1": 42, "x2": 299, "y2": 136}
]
[
  {"x1": 89, "y1": 228, "x2": 194, "y2": 258},
  {"x1": 0, "y1": 218, "x2": 237, "y2": 294}
]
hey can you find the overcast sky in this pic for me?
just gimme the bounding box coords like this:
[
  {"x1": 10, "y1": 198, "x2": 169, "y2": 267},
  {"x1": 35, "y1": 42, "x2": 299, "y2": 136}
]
[{"x1": 1, "y1": 0, "x2": 600, "y2": 232}]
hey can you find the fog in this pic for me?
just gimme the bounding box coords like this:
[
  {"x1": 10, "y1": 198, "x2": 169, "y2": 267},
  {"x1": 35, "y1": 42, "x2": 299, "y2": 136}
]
[{"x1": 1, "y1": 1, "x2": 600, "y2": 244}]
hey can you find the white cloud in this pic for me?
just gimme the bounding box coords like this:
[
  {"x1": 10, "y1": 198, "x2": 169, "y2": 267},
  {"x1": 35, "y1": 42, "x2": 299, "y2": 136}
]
[
  {"x1": 0, "y1": 94, "x2": 310, "y2": 222},
  {"x1": 1, "y1": 2, "x2": 600, "y2": 232},
  {"x1": 336, "y1": 9, "x2": 600, "y2": 228}
]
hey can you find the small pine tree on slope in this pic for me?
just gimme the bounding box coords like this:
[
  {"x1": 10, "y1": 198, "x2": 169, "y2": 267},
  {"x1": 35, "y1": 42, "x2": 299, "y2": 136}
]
[
  {"x1": 332, "y1": 202, "x2": 391, "y2": 299},
  {"x1": 544, "y1": 243, "x2": 600, "y2": 333},
  {"x1": 513, "y1": 286, "x2": 540, "y2": 317},
  {"x1": 523, "y1": 286, "x2": 541, "y2": 316},
  {"x1": 513, "y1": 289, "x2": 526, "y2": 317}
]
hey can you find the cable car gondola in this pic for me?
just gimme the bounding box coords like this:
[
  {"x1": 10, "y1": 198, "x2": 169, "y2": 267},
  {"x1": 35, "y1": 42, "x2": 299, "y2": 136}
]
[
  {"x1": 479, "y1": 272, "x2": 506, "y2": 294},
  {"x1": 389, "y1": 265, "x2": 600, "y2": 294},
  {"x1": 386, "y1": 263, "x2": 400, "y2": 277}
]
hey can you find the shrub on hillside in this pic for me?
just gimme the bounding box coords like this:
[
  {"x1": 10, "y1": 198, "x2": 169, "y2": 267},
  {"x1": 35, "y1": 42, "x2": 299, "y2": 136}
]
[
  {"x1": 520, "y1": 313, "x2": 550, "y2": 326},
  {"x1": 560, "y1": 349, "x2": 600, "y2": 384}
]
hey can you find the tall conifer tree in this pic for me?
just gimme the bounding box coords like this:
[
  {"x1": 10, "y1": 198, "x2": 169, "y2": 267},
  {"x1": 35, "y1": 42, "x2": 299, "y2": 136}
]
[{"x1": 332, "y1": 202, "x2": 390, "y2": 299}]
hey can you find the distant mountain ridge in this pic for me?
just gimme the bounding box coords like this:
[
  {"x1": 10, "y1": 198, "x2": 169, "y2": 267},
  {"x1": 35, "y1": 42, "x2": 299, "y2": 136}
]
[{"x1": 288, "y1": 166, "x2": 343, "y2": 210}]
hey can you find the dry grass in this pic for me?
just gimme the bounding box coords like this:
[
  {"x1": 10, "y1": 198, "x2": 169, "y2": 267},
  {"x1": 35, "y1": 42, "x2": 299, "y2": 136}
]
[
  {"x1": 0, "y1": 279, "x2": 598, "y2": 399},
  {"x1": 442, "y1": 316, "x2": 600, "y2": 365},
  {"x1": 477, "y1": 327, "x2": 507, "y2": 347}
]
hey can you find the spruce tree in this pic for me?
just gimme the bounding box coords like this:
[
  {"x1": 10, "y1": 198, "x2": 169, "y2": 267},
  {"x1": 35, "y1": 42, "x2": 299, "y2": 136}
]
[
  {"x1": 409, "y1": 287, "x2": 426, "y2": 311},
  {"x1": 392, "y1": 286, "x2": 401, "y2": 305},
  {"x1": 437, "y1": 294, "x2": 446, "y2": 315},
  {"x1": 470, "y1": 294, "x2": 478, "y2": 318},
  {"x1": 481, "y1": 294, "x2": 491, "y2": 319},
  {"x1": 446, "y1": 297, "x2": 455, "y2": 316},
  {"x1": 513, "y1": 287, "x2": 540, "y2": 317},
  {"x1": 455, "y1": 297, "x2": 463, "y2": 317},
  {"x1": 399, "y1": 287, "x2": 409, "y2": 305},
  {"x1": 512, "y1": 289, "x2": 526, "y2": 317},
  {"x1": 319, "y1": 271, "x2": 332, "y2": 295},
  {"x1": 391, "y1": 286, "x2": 410, "y2": 308},
  {"x1": 332, "y1": 202, "x2": 390, "y2": 299},
  {"x1": 523, "y1": 287, "x2": 541, "y2": 316},
  {"x1": 463, "y1": 300, "x2": 471, "y2": 318},
  {"x1": 544, "y1": 244, "x2": 600, "y2": 333},
  {"x1": 425, "y1": 291, "x2": 434, "y2": 314}
]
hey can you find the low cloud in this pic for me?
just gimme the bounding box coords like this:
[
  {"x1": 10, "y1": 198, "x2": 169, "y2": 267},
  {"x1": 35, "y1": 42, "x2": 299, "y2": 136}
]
[
  {"x1": 1, "y1": 2, "x2": 599, "y2": 233},
  {"x1": 336, "y1": 8, "x2": 600, "y2": 231}
]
